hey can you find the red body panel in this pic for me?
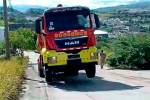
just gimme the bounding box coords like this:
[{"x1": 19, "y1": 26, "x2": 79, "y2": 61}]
[
  {"x1": 37, "y1": 7, "x2": 97, "y2": 52},
  {"x1": 37, "y1": 28, "x2": 96, "y2": 52}
]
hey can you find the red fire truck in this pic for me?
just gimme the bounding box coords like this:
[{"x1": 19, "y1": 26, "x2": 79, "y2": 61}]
[{"x1": 35, "y1": 6, "x2": 100, "y2": 83}]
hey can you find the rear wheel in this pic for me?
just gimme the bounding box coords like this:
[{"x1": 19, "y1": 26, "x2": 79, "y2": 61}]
[{"x1": 85, "y1": 63, "x2": 96, "y2": 78}]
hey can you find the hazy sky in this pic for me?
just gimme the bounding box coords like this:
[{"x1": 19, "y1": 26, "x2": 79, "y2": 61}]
[{"x1": 0, "y1": 0, "x2": 150, "y2": 9}]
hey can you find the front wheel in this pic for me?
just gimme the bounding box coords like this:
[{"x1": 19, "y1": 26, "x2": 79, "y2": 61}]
[
  {"x1": 45, "y1": 67, "x2": 53, "y2": 83},
  {"x1": 39, "y1": 69, "x2": 45, "y2": 78},
  {"x1": 38, "y1": 63, "x2": 45, "y2": 78},
  {"x1": 85, "y1": 63, "x2": 96, "y2": 78}
]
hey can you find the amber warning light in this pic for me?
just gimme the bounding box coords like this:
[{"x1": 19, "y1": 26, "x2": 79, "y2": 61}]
[{"x1": 54, "y1": 31, "x2": 88, "y2": 38}]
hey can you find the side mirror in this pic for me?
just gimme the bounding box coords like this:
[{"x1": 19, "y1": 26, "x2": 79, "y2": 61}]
[
  {"x1": 35, "y1": 19, "x2": 41, "y2": 34},
  {"x1": 94, "y1": 14, "x2": 100, "y2": 29}
]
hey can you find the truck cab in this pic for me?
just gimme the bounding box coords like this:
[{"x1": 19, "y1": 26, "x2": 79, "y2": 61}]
[{"x1": 35, "y1": 6, "x2": 100, "y2": 83}]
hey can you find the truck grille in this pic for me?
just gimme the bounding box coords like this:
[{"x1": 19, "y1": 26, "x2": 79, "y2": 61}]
[
  {"x1": 68, "y1": 54, "x2": 80, "y2": 59},
  {"x1": 55, "y1": 36, "x2": 88, "y2": 49}
]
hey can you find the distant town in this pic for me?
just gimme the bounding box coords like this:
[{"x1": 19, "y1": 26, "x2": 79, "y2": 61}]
[{"x1": 98, "y1": 9, "x2": 150, "y2": 37}]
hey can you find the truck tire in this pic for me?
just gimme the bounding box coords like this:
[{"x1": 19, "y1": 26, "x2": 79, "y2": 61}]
[
  {"x1": 39, "y1": 69, "x2": 45, "y2": 78},
  {"x1": 45, "y1": 68, "x2": 53, "y2": 83},
  {"x1": 38, "y1": 63, "x2": 45, "y2": 78},
  {"x1": 85, "y1": 64, "x2": 96, "y2": 78}
]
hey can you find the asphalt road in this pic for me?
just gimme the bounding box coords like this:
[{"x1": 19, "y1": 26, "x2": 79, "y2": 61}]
[{"x1": 20, "y1": 51, "x2": 150, "y2": 100}]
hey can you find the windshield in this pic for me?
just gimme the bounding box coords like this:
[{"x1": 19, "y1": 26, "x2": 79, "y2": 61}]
[{"x1": 45, "y1": 12, "x2": 90, "y2": 32}]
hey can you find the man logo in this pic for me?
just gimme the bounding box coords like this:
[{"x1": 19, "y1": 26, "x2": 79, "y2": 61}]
[{"x1": 65, "y1": 41, "x2": 80, "y2": 46}]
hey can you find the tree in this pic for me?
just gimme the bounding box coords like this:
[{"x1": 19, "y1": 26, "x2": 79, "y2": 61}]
[{"x1": 9, "y1": 28, "x2": 36, "y2": 50}]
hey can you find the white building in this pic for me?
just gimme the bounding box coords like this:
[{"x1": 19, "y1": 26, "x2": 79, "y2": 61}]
[{"x1": 94, "y1": 30, "x2": 109, "y2": 40}]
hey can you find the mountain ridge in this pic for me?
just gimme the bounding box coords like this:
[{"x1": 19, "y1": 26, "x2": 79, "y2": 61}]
[
  {"x1": 0, "y1": 5, "x2": 46, "y2": 12},
  {"x1": 13, "y1": 5, "x2": 46, "y2": 12},
  {"x1": 0, "y1": 1, "x2": 150, "y2": 12},
  {"x1": 93, "y1": 1, "x2": 150, "y2": 13}
]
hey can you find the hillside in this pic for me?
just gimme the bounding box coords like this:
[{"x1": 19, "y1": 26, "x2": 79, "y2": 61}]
[
  {"x1": 25, "y1": 8, "x2": 45, "y2": 17},
  {"x1": 94, "y1": 1, "x2": 150, "y2": 13},
  {"x1": 0, "y1": 6, "x2": 45, "y2": 24},
  {"x1": 0, "y1": 7, "x2": 25, "y2": 18},
  {"x1": 0, "y1": 2, "x2": 150, "y2": 14},
  {"x1": 13, "y1": 5, "x2": 46, "y2": 12},
  {"x1": 0, "y1": 1, "x2": 149, "y2": 26}
]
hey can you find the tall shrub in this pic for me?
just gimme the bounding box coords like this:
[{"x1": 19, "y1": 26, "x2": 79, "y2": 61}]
[
  {"x1": 9, "y1": 28, "x2": 37, "y2": 50},
  {"x1": 108, "y1": 34, "x2": 150, "y2": 69}
]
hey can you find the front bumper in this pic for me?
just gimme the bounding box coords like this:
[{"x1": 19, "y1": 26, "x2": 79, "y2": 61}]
[
  {"x1": 42, "y1": 47, "x2": 98, "y2": 67},
  {"x1": 44, "y1": 62, "x2": 97, "y2": 72}
]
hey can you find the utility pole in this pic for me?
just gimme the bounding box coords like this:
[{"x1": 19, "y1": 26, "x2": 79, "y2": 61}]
[{"x1": 3, "y1": 0, "x2": 10, "y2": 59}]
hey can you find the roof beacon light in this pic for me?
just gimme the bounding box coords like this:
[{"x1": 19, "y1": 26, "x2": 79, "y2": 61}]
[{"x1": 57, "y1": 4, "x2": 63, "y2": 7}]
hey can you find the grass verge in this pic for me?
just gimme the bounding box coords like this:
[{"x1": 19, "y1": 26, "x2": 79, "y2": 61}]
[{"x1": 0, "y1": 57, "x2": 27, "y2": 100}]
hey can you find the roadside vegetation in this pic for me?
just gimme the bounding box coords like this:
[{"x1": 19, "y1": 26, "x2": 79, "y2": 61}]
[
  {"x1": 0, "y1": 41, "x2": 4, "y2": 55},
  {"x1": 9, "y1": 28, "x2": 37, "y2": 50},
  {"x1": 0, "y1": 20, "x2": 4, "y2": 26},
  {"x1": 0, "y1": 57, "x2": 27, "y2": 100},
  {"x1": 0, "y1": 28, "x2": 35, "y2": 100},
  {"x1": 1, "y1": 28, "x2": 36, "y2": 56},
  {"x1": 97, "y1": 33, "x2": 150, "y2": 69}
]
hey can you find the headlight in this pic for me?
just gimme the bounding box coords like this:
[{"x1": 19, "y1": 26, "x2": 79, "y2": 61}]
[
  {"x1": 41, "y1": 48, "x2": 46, "y2": 55},
  {"x1": 47, "y1": 57, "x2": 57, "y2": 64},
  {"x1": 90, "y1": 52, "x2": 98, "y2": 60}
]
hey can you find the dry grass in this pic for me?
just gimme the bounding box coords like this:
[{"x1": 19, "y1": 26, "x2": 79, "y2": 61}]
[{"x1": 0, "y1": 57, "x2": 27, "y2": 100}]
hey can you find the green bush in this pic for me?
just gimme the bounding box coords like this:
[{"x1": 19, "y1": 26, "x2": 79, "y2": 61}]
[
  {"x1": 9, "y1": 28, "x2": 37, "y2": 50},
  {"x1": 107, "y1": 34, "x2": 150, "y2": 69},
  {"x1": 96, "y1": 37, "x2": 110, "y2": 49},
  {"x1": 0, "y1": 41, "x2": 5, "y2": 55},
  {"x1": 0, "y1": 20, "x2": 4, "y2": 26}
]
